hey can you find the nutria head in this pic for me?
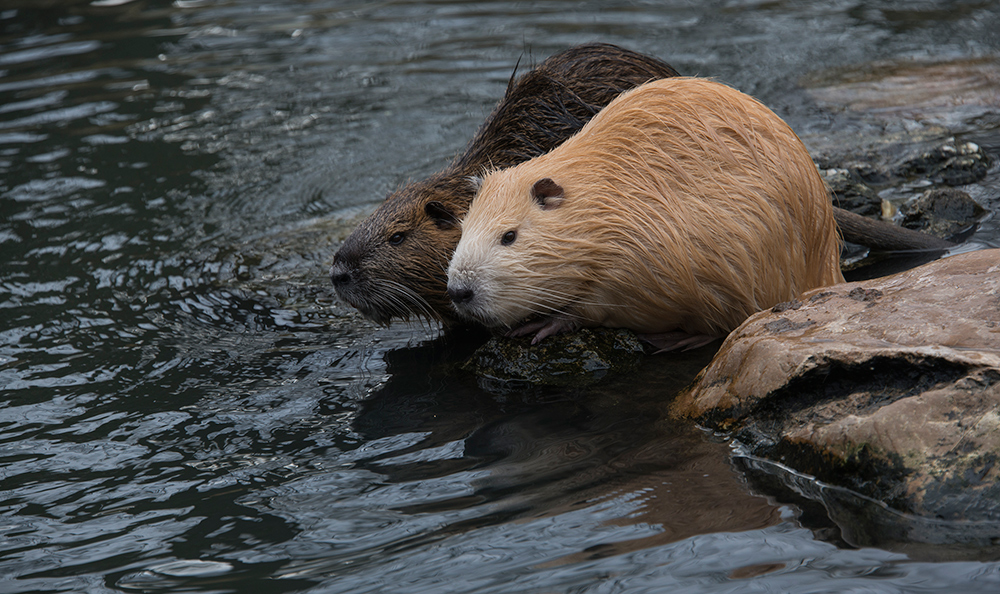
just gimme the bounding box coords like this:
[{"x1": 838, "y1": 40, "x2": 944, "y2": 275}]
[
  {"x1": 330, "y1": 174, "x2": 474, "y2": 324},
  {"x1": 447, "y1": 175, "x2": 572, "y2": 328}
]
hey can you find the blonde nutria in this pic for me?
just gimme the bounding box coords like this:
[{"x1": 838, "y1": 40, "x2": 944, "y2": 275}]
[
  {"x1": 447, "y1": 77, "x2": 846, "y2": 350},
  {"x1": 330, "y1": 43, "x2": 679, "y2": 324}
]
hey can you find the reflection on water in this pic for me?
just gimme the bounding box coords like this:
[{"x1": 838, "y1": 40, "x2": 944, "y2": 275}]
[
  {"x1": 2, "y1": 1, "x2": 1000, "y2": 593},
  {"x1": 737, "y1": 456, "x2": 1000, "y2": 562}
]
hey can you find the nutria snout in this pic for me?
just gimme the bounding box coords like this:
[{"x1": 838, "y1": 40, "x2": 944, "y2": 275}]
[{"x1": 447, "y1": 286, "x2": 474, "y2": 305}]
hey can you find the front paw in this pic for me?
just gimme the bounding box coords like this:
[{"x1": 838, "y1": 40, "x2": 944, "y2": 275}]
[{"x1": 507, "y1": 317, "x2": 581, "y2": 344}]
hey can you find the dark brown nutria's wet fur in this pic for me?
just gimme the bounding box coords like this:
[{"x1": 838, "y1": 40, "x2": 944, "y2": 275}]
[
  {"x1": 330, "y1": 43, "x2": 680, "y2": 324},
  {"x1": 448, "y1": 78, "x2": 845, "y2": 349}
]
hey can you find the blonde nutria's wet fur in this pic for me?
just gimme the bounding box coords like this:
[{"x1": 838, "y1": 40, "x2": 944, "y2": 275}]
[
  {"x1": 330, "y1": 43, "x2": 679, "y2": 324},
  {"x1": 448, "y1": 77, "x2": 846, "y2": 348}
]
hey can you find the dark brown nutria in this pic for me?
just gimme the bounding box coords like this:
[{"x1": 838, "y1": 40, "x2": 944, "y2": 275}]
[{"x1": 330, "y1": 43, "x2": 680, "y2": 324}]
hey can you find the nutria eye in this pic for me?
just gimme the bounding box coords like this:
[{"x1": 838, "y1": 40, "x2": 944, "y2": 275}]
[
  {"x1": 501, "y1": 230, "x2": 517, "y2": 245},
  {"x1": 388, "y1": 232, "x2": 405, "y2": 245}
]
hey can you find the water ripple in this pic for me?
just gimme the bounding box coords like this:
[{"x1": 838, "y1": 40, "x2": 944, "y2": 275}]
[
  {"x1": 3, "y1": 177, "x2": 106, "y2": 202},
  {"x1": 0, "y1": 1, "x2": 999, "y2": 593},
  {"x1": 0, "y1": 40, "x2": 100, "y2": 67},
  {"x1": 0, "y1": 101, "x2": 118, "y2": 130}
]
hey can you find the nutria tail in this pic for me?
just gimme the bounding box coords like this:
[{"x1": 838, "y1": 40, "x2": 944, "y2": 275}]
[{"x1": 834, "y1": 208, "x2": 955, "y2": 251}]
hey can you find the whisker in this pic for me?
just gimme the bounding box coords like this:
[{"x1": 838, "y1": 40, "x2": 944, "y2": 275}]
[
  {"x1": 378, "y1": 289, "x2": 419, "y2": 321},
  {"x1": 364, "y1": 283, "x2": 412, "y2": 322},
  {"x1": 519, "y1": 285, "x2": 629, "y2": 310},
  {"x1": 491, "y1": 287, "x2": 585, "y2": 320},
  {"x1": 379, "y1": 279, "x2": 441, "y2": 325}
]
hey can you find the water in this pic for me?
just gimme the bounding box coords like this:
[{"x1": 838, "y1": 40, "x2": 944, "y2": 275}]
[{"x1": 2, "y1": 1, "x2": 999, "y2": 592}]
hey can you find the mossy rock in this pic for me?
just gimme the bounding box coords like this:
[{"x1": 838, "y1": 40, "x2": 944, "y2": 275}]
[{"x1": 461, "y1": 328, "x2": 645, "y2": 387}]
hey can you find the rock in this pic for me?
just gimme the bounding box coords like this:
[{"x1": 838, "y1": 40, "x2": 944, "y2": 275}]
[
  {"x1": 895, "y1": 141, "x2": 990, "y2": 186},
  {"x1": 821, "y1": 168, "x2": 883, "y2": 217},
  {"x1": 800, "y1": 57, "x2": 1000, "y2": 136},
  {"x1": 899, "y1": 187, "x2": 987, "y2": 239},
  {"x1": 671, "y1": 250, "x2": 1000, "y2": 524},
  {"x1": 462, "y1": 328, "x2": 645, "y2": 389}
]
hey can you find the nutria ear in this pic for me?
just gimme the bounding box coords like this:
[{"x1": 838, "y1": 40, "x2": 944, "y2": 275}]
[
  {"x1": 425, "y1": 201, "x2": 458, "y2": 229},
  {"x1": 531, "y1": 178, "x2": 564, "y2": 210}
]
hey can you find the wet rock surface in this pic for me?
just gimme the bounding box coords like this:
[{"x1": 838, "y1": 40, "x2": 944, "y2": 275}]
[
  {"x1": 900, "y1": 187, "x2": 988, "y2": 238},
  {"x1": 671, "y1": 250, "x2": 1000, "y2": 524},
  {"x1": 799, "y1": 57, "x2": 1000, "y2": 150},
  {"x1": 823, "y1": 167, "x2": 884, "y2": 217},
  {"x1": 461, "y1": 328, "x2": 646, "y2": 389},
  {"x1": 820, "y1": 139, "x2": 991, "y2": 248},
  {"x1": 896, "y1": 142, "x2": 991, "y2": 187}
]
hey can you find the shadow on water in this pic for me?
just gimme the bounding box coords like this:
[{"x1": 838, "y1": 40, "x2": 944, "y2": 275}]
[
  {"x1": 737, "y1": 456, "x2": 1000, "y2": 563},
  {"x1": 258, "y1": 333, "x2": 791, "y2": 587}
]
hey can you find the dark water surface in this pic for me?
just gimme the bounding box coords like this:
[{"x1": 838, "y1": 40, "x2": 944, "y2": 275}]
[{"x1": 2, "y1": 1, "x2": 1000, "y2": 592}]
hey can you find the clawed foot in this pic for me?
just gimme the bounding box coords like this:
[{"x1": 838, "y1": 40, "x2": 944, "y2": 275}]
[
  {"x1": 507, "y1": 317, "x2": 580, "y2": 345},
  {"x1": 638, "y1": 331, "x2": 719, "y2": 353}
]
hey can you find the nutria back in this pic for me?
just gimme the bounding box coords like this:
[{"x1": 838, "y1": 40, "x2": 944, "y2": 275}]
[
  {"x1": 448, "y1": 78, "x2": 845, "y2": 343},
  {"x1": 330, "y1": 43, "x2": 679, "y2": 324}
]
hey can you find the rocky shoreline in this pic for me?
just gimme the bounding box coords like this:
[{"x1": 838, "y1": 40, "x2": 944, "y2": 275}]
[
  {"x1": 459, "y1": 131, "x2": 998, "y2": 549},
  {"x1": 425, "y1": 55, "x2": 1000, "y2": 552}
]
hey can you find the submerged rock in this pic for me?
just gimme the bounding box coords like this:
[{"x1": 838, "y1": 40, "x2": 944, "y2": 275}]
[
  {"x1": 800, "y1": 56, "x2": 1000, "y2": 136},
  {"x1": 672, "y1": 250, "x2": 1000, "y2": 524}
]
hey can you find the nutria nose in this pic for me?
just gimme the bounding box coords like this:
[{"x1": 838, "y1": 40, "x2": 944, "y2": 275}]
[
  {"x1": 448, "y1": 286, "x2": 474, "y2": 305},
  {"x1": 329, "y1": 262, "x2": 351, "y2": 287}
]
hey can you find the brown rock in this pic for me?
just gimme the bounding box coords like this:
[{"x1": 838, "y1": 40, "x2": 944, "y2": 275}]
[{"x1": 672, "y1": 250, "x2": 1000, "y2": 523}]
